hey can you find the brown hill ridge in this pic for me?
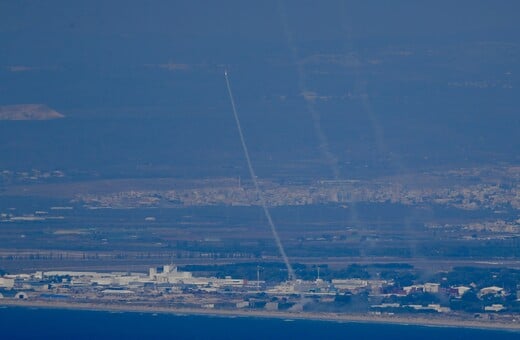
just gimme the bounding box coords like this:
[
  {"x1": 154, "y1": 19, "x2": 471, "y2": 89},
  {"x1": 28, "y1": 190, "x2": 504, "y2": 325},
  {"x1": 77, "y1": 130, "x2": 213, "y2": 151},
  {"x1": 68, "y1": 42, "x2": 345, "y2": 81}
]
[{"x1": 0, "y1": 104, "x2": 65, "y2": 120}]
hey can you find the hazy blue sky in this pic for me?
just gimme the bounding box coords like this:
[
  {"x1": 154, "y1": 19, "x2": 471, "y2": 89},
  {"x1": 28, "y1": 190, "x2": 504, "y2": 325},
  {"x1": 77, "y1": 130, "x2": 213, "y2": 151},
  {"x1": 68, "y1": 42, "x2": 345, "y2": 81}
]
[{"x1": 1, "y1": 1, "x2": 519, "y2": 177}]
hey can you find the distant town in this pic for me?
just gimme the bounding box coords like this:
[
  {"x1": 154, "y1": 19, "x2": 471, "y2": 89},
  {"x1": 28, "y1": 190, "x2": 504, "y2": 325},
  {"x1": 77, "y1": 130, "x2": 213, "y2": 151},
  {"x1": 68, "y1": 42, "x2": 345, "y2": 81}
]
[
  {"x1": 70, "y1": 166, "x2": 520, "y2": 211},
  {"x1": 3, "y1": 165, "x2": 518, "y2": 245}
]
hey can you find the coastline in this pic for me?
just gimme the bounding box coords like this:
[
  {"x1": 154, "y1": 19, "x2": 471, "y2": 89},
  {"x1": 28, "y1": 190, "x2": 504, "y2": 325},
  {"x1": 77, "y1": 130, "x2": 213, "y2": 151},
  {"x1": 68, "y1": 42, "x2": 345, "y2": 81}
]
[{"x1": 1, "y1": 299, "x2": 519, "y2": 332}]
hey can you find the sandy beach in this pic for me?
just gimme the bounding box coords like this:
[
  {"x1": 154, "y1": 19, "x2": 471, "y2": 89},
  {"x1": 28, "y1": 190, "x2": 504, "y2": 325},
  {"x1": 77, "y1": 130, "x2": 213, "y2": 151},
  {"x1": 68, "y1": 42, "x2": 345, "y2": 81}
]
[{"x1": 1, "y1": 299, "x2": 519, "y2": 332}]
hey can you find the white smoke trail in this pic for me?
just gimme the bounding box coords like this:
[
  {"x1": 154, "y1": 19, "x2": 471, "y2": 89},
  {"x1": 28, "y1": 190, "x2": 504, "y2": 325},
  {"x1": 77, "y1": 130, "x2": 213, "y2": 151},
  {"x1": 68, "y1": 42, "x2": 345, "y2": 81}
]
[
  {"x1": 336, "y1": 3, "x2": 418, "y2": 258},
  {"x1": 278, "y1": 2, "x2": 340, "y2": 179},
  {"x1": 277, "y1": 1, "x2": 361, "y2": 255},
  {"x1": 224, "y1": 71, "x2": 296, "y2": 281}
]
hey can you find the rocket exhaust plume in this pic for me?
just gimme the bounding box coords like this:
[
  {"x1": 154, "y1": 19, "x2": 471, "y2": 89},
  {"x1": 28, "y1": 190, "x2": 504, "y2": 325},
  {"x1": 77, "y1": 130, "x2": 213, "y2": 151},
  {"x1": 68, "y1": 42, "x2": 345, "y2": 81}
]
[{"x1": 224, "y1": 71, "x2": 296, "y2": 281}]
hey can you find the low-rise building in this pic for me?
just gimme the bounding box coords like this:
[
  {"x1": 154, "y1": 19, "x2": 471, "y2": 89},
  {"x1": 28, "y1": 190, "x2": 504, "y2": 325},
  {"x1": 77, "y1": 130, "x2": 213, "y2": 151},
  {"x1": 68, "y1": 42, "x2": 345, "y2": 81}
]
[
  {"x1": 424, "y1": 283, "x2": 440, "y2": 293},
  {"x1": 484, "y1": 304, "x2": 506, "y2": 312},
  {"x1": 332, "y1": 279, "x2": 368, "y2": 293},
  {"x1": 450, "y1": 286, "x2": 471, "y2": 297},
  {"x1": 479, "y1": 286, "x2": 505, "y2": 297},
  {"x1": 0, "y1": 277, "x2": 15, "y2": 289}
]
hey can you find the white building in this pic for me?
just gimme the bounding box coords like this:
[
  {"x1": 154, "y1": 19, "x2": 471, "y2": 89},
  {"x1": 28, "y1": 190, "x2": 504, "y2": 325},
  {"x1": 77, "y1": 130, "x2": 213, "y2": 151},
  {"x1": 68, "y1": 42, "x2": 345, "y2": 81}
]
[
  {"x1": 0, "y1": 277, "x2": 15, "y2": 289},
  {"x1": 403, "y1": 285, "x2": 424, "y2": 294},
  {"x1": 332, "y1": 279, "x2": 368, "y2": 293},
  {"x1": 479, "y1": 286, "x2": 505, "y2": 297},
  {"x1": 149, "y1": 265, "x2": 192, "y2": 283},
  {"x1": 453, "y1": 286, "x2": 471, "y2": 296},
  {"x1": 424, "y1": 283, "x2": 440, "y2": 293},
  {"x1": 406, "y1": 304, "x2": 450, "y2": 313},
  {"x1": 484, "y1": 304, "x2": 506, "y2": 312}
]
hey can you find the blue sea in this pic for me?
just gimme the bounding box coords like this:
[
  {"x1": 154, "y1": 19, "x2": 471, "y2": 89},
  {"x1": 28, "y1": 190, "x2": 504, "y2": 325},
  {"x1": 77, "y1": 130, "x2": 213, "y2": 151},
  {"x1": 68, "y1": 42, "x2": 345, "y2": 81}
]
[{"x1": 0, "y1": 307, "x2": 518, "y2": 339}]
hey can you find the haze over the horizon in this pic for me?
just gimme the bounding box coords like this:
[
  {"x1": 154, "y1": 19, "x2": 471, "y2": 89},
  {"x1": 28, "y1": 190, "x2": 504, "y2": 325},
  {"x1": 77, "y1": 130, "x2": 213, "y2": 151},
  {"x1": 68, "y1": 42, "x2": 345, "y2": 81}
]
[{"x1": 1, "y1": 1, "x2": 519, "y2": 178}]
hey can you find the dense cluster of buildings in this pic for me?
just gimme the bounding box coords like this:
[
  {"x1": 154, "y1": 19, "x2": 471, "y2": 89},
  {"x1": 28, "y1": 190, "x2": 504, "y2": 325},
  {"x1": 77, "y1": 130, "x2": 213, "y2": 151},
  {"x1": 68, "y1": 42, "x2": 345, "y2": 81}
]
[
  {"x1": 74, "y1": 167, "x2": 520, "y2": 212},
  {"x1": 0, "y1": 264, "x2": 517, "y2": 316},
  {"x1": 0, "y1": 169, "x2": 65, "y2": 183}
]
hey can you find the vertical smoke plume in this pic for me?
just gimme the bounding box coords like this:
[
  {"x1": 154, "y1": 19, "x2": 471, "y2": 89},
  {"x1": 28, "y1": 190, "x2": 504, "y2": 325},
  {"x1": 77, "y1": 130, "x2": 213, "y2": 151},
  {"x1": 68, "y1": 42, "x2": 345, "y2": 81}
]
[
  {"x1": 335, "y1": 2, "x2": 416, "y2": 257},
  {"x1": 224, "y1": 71, "x2": 296, "y2": 281},
  {"x1": 277, "y1": 1, "x2": 362, "y2": 254},
  {"x1": 277, "y1": 2, "x2": 340, "y2": 179}
]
